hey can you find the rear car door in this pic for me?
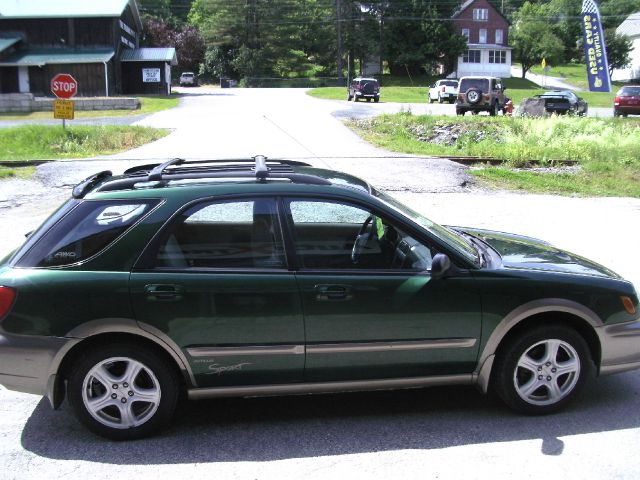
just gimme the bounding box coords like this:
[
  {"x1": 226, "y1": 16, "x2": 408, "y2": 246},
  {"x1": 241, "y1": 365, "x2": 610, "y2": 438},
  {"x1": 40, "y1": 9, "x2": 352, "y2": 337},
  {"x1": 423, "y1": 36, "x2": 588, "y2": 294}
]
[
  {"x1": 284, "y1": 197, "x2": 482, "y2": 382},
  {"x1": 130, "y1": 196, "x2": 304, "y2": 388}
]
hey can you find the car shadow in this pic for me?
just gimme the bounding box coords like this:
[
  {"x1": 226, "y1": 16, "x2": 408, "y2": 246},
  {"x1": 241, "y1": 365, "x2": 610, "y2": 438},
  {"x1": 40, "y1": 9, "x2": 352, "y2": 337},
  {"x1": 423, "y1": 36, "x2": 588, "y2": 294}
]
[{"x1": 21, "y1": 373, "x2": 640, "y2": 464}]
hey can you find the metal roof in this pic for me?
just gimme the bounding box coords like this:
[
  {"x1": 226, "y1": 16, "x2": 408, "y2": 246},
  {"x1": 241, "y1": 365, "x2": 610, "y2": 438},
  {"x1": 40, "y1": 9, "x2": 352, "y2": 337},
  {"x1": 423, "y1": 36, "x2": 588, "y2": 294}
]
[
  {"x1": 0, "y1": 36, "x2": 20, "y2": 53},
  {"x1": 0, "y1": 48, "x2": 114, "y2": 66},
  {"x1": 0, "y1": 0, "x2": 143, "y2": 31},
  {"x1": 120, "y1": 48, "x2": 177, "y2": 65},
  {"x1": 617, "y1": 12, "x2": 640, "y2": 38}
]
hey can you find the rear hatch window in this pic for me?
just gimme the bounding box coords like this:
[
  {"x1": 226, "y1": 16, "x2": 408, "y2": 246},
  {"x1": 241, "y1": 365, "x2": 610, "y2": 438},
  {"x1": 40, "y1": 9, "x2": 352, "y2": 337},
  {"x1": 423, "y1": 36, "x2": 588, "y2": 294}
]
[
  {"x1": 16, "y1": 199, "x2": 158, "y2": 268},
  {"x1": 459, "y1": 78, "x2": 489, "y2": 93}
]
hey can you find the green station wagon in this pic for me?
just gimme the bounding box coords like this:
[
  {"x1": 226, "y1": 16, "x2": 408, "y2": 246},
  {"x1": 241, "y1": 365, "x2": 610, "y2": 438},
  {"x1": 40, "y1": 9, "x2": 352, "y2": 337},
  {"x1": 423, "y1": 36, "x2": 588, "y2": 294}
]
[{"x1": 0, "y1": 157, "x2": 639, "y2": 440}]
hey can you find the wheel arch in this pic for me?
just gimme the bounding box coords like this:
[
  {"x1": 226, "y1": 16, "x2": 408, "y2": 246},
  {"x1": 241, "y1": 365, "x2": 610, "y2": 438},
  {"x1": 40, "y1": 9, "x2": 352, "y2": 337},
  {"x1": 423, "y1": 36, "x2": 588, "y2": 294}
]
[
  {"x1": 48, "y1": 318, "x2": 194, "y2": 409},
  {"x1": 475, "y1": 299, "x2": 603, "y2": 393}
]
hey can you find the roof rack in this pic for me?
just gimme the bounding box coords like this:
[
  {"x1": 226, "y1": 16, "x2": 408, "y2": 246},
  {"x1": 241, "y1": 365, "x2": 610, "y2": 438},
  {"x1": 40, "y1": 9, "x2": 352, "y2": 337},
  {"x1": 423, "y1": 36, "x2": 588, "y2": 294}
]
[{"x1": 89, "y1": 155, "x2": 331, "y2": 194}]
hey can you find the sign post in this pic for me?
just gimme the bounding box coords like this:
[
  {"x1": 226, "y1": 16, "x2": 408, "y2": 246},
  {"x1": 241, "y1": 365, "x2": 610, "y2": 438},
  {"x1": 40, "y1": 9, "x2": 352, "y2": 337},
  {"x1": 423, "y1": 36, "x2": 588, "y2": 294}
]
[{"x1": 51, "y1": 73, "x2": 78, "y2": 128}]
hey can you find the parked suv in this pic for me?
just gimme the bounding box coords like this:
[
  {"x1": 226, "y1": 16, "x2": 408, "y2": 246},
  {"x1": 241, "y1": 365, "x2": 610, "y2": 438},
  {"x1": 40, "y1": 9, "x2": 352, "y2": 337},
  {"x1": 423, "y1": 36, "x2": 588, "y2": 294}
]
[
  {"x1": 179, "y1": 72, "x2": 198, "y2": 87},
  {"x1": 456, "y1": 76, "x2": 507, "y2": 116},
  {"x1": 348, "y1": 77, "x2": 380, "y2": 102},
  {"x1": 1, "y1": 156, "x2": 639, "y2": 440}
]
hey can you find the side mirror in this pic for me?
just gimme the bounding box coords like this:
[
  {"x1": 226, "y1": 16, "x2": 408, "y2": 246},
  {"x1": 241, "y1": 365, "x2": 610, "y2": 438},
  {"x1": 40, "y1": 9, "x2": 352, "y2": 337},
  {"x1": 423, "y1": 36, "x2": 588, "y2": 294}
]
[{"x1": 431, "y1": 253, "x2": 451, "y2": 279}]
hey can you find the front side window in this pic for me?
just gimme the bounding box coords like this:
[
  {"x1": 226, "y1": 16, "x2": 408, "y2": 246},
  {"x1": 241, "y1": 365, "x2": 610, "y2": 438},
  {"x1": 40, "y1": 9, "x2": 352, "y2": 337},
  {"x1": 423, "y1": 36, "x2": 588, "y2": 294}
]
[
  {"x1": 18, "y1": 200, "x2": 157, "y2": 267},
  {"x1": 154, "y1": 198, "x2": 285, "y2": 269},
  {"x1": 462, "y1": 50, "x2": 481, "y2": 63},
  {"x1": 287, "y1": 199, "x2": 435, "y2": 271},
  {"x1": 489, "y1": 50, "x2": 506, "y2": 64}
]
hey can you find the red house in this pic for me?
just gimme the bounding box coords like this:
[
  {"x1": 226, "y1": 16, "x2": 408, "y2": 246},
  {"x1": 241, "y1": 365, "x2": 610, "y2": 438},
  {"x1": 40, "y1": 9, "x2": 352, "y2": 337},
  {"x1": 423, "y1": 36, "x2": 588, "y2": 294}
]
[{"x1": 452, "y1": 0, "x2": 512, "y2": 78}]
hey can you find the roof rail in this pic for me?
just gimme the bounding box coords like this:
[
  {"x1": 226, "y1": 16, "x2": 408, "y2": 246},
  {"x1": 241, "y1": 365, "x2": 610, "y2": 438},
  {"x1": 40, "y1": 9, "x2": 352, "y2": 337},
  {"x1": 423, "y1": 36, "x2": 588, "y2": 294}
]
[
  {"x1": 92, "y1": 155, "x2": 331, "y2": 194},
  {"x1": 72, "y1": 170, "x2": 113, "y2": 199}
]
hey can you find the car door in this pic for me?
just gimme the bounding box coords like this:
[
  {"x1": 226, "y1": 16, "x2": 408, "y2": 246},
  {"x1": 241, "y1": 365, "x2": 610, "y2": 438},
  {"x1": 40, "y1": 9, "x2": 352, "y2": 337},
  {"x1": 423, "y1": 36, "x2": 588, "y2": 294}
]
[
  {"x1": 284, "y1": 197, "x2": 482, "y2": 382},
  {"x1": 130, "y1": 196, "x2": 304, "y2": 388}
]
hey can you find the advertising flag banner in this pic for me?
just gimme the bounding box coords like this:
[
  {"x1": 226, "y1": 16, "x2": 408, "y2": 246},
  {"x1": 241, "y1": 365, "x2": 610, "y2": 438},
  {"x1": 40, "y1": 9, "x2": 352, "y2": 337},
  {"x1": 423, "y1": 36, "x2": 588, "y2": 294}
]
[{"x1": 580, "y1": 0, "x2": 611, "y2": 92}]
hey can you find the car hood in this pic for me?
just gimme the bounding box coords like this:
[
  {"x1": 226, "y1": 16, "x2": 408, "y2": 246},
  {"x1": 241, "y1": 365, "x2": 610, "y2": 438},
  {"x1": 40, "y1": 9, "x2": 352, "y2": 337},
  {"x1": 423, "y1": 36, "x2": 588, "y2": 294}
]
[{"x1": 458, "y1": 227, "x2": 620, "y2": 278}]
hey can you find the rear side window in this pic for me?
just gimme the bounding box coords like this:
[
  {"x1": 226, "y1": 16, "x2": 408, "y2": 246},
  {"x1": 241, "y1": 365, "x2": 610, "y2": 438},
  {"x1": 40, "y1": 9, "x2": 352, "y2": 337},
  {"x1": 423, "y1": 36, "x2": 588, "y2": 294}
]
[{"x1": 17, "y1": 200, "x2": 157, "y2": 267}]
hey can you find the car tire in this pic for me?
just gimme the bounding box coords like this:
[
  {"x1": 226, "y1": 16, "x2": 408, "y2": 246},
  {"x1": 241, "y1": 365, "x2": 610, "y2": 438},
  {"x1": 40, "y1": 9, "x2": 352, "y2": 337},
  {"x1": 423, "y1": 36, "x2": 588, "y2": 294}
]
[
  {"x1": 68, "y1": 343, "x2": 179, "y2": 440},
  {"x1": 347, "y1": 94, "x2": 352, "y2": 101},
  {"x1": 613, "y1": 111, "x2": 619, "y2": 117},
  {"x1": 489, "y1": 103, "x2": 498, "y2": 116},
  {"x1": 492, "y1": 325, "x2": 592, "y2": 415},
  {"x1": 456, "y1": 109, "x2": 465, "y2": 116},
  {"x1": 429, "y1": 96, "x2": 434, "y2": 104},
  {"x1": 374, "y1": 97, "x2": 380, "y2": 103},
  {"x1": 438, "y1": 96, "x2": 444, "y2": 104},
  {"x1": 367, "y1": 98, "x2": 371, "y2": 102},
  {"x1": 466, "y1": 88, "x2": 482, "y2": 105}
]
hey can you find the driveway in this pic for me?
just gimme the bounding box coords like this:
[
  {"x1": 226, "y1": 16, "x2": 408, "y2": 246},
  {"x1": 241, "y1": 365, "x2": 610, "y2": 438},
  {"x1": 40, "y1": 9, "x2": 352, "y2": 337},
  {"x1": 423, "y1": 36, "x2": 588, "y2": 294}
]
[{"x1": 1, "y1": 87, "x2": 640, "y2": 479}]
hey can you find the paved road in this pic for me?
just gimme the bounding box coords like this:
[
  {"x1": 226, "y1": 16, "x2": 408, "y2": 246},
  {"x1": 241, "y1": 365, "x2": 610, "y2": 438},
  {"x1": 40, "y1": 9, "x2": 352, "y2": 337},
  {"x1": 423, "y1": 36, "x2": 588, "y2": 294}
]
[{"x1": 1, "y1": 87, "x2": 640, "y2": 479}]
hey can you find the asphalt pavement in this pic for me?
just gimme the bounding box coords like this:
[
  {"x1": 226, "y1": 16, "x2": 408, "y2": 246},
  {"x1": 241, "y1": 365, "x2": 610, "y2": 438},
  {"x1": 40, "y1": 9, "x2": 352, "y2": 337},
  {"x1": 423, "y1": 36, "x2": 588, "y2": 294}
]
[{"x1": 0, "y1": 87, "x2": 639, "y2": 479}]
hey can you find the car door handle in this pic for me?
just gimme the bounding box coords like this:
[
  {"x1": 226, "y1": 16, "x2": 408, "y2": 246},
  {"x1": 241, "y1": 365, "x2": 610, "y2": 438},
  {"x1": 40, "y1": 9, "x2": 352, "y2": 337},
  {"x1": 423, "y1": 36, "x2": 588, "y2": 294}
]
[
  {"x1": 315, "y1": 284, "x2": 353, "y2": 302},
  {"x1": 144, "y1": 284, "x2": 184, "y2": 302}
]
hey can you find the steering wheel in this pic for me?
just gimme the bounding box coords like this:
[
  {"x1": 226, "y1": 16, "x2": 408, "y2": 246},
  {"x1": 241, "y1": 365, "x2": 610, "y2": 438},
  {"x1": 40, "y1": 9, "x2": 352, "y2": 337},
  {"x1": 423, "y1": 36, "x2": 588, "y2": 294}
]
[{"x1": 351, "y1": 215, "x2": 374, "y2": 264}]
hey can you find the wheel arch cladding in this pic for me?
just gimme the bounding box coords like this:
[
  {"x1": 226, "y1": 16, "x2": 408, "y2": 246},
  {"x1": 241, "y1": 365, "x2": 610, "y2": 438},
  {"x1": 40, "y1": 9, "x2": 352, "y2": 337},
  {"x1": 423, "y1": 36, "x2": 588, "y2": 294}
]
[{"x1": 54, "y1": 332, "x2": 187, "y2": 409}]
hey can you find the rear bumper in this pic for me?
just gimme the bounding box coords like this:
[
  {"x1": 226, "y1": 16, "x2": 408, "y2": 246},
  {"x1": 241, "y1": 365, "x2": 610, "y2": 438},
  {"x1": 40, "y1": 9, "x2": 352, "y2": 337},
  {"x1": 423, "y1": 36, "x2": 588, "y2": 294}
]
[
  {"x1": 355, "y1": 92, "x2": 379, "y2": 98},
  {"x1": 598, "y1": 319, "x2": 640, "y2": 375},
  {"x1": 0, "y1": 332, "x2": 72, "y2": 397},
  {"x1": 614, "y1": 106, "x2": 640, "y2": 115}
]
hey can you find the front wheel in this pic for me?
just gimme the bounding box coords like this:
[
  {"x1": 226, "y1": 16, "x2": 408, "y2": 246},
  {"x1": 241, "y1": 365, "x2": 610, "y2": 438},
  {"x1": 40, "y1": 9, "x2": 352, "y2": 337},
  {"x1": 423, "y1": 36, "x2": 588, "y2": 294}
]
[
  {"x1": 68, "y1": 343, "x2": 179, "y2": 440},
  {"x1": 374, "y1": 97, "x2": 380, "y2": 103},
  {"x1": 492, "y1": 325, "x2": 592, "y2": 414}
]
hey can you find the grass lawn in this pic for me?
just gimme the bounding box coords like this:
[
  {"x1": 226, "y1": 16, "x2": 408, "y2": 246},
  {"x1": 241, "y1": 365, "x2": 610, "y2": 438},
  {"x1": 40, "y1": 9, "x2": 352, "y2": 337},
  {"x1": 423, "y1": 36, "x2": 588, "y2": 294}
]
[
  {"x1": 350, "y1": 113, "x2": 640, "y2": 197},
  {"x1": 529, "y1": 63, "x2": 625, "y2": 91},
  {"x1": 0, "y1": 125, "x2": 168, "y2": 161},
  {"x1": 0, "y1": 94, "x2": 181, "y2": 121}
]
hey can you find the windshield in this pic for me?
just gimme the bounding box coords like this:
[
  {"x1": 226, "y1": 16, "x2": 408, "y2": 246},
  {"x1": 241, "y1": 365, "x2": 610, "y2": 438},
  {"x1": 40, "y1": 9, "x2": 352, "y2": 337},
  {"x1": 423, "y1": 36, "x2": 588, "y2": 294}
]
[
  {"x1": 372, "y1": 188, "x2": 479, "y2": 265},
  {"x1": 619, "y1": 87, "x2": 640, "y2": 96}
]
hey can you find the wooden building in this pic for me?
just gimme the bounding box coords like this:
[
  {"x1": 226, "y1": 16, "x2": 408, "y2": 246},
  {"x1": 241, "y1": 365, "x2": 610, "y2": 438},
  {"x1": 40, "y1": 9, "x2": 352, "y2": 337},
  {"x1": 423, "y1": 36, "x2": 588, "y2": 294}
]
[{"x1": 0, "y1": 0, "x2": 176, "y2": 96}]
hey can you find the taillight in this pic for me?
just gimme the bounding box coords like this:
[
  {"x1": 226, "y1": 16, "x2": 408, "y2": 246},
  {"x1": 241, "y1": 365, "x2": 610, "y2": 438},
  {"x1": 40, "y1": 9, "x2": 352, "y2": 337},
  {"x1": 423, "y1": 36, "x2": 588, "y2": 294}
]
[
  {"x1": 441, "y1": 86, "x2": 446, "y2": 92},
  {"x1": 614, "y1": 96, "x2": 620, "y2": 106},
  {"x1": 0, "y1": 286, "x2": 16, "y2": 318}
]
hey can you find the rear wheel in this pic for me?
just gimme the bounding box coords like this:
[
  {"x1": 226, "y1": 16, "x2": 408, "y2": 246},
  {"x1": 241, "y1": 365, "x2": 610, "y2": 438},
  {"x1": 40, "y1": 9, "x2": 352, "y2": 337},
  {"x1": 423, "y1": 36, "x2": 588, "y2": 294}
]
[
  {"x1": 492, "y1": 325, "x2": 592, "y2": 414},
  {"x1": 374, "y1": 97, "x2": 380, "y2": 103},
  {"x1": 438, "y1": 96, "x2": 444, "y2": 104},
  {"x1": 456, "y1": 109, "x2": 465, "y2": 116},
  {"x1": 68, "y1": 343, "x2": 179, "y2": 440},
  {"x1": 489, "y1": 103, "x2": 498, "y2": 116}
]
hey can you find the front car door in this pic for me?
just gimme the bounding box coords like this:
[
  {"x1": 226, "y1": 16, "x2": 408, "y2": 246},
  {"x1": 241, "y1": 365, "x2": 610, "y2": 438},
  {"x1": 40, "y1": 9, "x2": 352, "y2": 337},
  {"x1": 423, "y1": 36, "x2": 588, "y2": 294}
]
[
  {"x1": 284, "y1": 196, "x2": 482, "y2": 382},
  {"x1": 130, "y1": 196, "x2": 304, "y2": 388}
]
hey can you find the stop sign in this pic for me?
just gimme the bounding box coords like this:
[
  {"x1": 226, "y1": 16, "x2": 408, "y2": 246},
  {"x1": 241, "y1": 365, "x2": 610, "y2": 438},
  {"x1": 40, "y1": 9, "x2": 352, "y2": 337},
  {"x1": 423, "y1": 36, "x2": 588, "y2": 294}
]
[{"x1": 51, "y1": 74, "x2": 78, "y2": 99}]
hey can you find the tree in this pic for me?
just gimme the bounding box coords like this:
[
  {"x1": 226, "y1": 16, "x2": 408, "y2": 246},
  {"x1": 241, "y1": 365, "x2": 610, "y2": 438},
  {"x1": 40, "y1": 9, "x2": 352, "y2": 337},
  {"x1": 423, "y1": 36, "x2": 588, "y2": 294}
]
[
  {"x1": 605, "y1": 30, "x2": 633, "y2": 78},
  {"x1": 383, "y1": 0, "x2": 466, "y2": 77},
  {"x1": 175, "y1": 26, "x2": 206, "y2": 72},
  {"x1": 511, "y1": 2, "x2": 565, "y2": 78}
]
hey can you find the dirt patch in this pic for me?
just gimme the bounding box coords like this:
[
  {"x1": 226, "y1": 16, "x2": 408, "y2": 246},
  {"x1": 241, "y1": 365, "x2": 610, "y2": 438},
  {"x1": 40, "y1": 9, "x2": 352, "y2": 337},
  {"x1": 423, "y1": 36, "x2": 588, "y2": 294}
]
[{"x1": 407, "y1": 122, "x2": 495, "y2": 146}]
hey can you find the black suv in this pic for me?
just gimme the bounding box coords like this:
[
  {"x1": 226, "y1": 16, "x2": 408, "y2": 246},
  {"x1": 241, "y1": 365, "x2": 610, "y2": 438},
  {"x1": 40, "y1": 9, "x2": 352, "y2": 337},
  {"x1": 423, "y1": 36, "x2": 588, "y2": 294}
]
[
  {"x1": 456, "y1": 76, "x2": 507, "y2": 116},
  {"x1": 347, "y1": 77, "x2": 380, "y2": 102}
]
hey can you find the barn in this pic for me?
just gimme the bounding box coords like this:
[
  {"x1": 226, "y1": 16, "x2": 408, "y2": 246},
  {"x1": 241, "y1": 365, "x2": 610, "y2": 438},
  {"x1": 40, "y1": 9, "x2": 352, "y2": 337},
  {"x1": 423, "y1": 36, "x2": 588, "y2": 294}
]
[{"x1": 0, "y1": 0, "x2": 177, "y2": 97}]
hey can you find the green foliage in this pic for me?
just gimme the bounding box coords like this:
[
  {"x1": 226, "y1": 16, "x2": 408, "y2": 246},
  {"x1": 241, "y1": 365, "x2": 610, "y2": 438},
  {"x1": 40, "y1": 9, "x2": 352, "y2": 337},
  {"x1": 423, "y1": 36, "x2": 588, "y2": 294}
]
[
  {"x1": 512, "y1": 2, "x2": 565, "y2": 77},
  {"x1": 0, "y1": 126, "x2": 168, "y2": 160},
  {"x1": 605, "y1": 30, "x2": 633, "y2": 77}
]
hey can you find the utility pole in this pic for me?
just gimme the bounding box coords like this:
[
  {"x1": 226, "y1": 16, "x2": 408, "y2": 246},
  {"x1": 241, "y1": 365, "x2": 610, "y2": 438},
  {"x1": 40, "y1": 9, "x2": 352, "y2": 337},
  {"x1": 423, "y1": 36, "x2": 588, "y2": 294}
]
[
  {"x1": 337, "y1": 0, "x2": 344, "y2": 83},
  {"x1": 379, "y1": 3, "x2": 384, "y2": 83}
]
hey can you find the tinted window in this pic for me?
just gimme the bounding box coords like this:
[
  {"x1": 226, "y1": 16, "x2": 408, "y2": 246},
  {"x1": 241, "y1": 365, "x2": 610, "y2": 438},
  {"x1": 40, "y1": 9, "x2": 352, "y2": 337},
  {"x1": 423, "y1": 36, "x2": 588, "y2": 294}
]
[
  {"x1": 441, "y1": 81, "x2": 458, "y2": 87},
  {"x1": 18, "y1": 200, "x2": 156, "y2": 267},
  {"x1": 155, "y1": 198, "x2": 285, "y2": 269},
  {"x1": 460, "y1": 78, "x2": 489, "y2": 92},
  {"x1": 287, "y1": 199, "x2": 434, "y2": 271},
  {"x1": 619, "y1": 87, "x2": 640, "y2": 96}
]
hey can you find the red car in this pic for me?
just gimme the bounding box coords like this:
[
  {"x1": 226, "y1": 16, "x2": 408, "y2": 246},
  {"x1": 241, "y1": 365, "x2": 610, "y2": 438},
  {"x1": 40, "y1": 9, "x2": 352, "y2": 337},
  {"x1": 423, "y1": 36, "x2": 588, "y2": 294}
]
[{"x1": 614, "y1": 85, "x2": 640, "y2": 117}]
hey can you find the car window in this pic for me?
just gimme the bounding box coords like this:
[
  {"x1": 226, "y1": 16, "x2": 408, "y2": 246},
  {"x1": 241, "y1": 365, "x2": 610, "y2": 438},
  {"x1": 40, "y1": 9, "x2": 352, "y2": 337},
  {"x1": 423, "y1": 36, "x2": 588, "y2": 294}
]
[
  {"x1": 154, "y1": 198, "x2": 285, "y2": 269},
  {"x1": 459, "y1": 78, "x2": 489, "y2": 93},
  {"x1": 287, "y1": 199, "x2": 434, "y2": 271},
  {"x1": 442, "y1": 81, "x2": 458, "y2": 87},
  {"x1": 619, "y1": 87, "x2": 640, "y2": 96},
  {"x1": 17, "y1": 200, "x2": 157, "y2": 267}
]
